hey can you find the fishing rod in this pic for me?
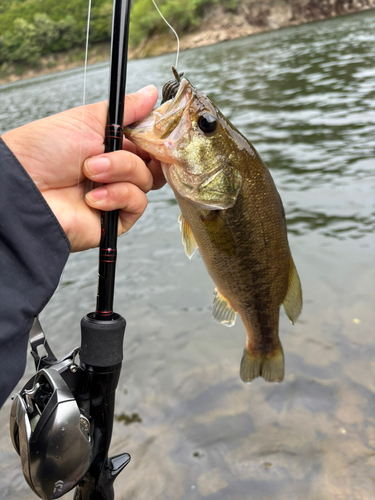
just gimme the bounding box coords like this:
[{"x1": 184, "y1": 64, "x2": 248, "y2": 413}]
[{"x1": 10, "y1": 0, "x2": 133, "y2": 498}]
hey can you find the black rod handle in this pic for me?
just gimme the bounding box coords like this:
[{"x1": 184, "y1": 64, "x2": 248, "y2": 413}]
[{"x1": 74, "y1": 313, "x2": 128, "y2": 499}]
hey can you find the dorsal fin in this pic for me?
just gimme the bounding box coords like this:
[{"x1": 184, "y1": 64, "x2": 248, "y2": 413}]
[{"x1": 283, "y1": 257, "x2": 302, "y2": 324}]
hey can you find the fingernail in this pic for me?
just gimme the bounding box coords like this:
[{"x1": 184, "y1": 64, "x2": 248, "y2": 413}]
[
  {"x1": 85, "y1": 156, "x2": 110, "y2": 175},
  {"x1": 137, "y1": 84, "x2": 156, "y2": 95},
  {"x1": 86, "y1": 188, "x2": 107, "y2": 203}
]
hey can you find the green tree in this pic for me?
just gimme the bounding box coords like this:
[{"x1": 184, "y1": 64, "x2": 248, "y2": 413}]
[
  {"x1": 129, "y1": 0, "x2": 215, "y2": 46},
  {"x1": 0, "y1": 0, "x2": 226, "y2": 65}
]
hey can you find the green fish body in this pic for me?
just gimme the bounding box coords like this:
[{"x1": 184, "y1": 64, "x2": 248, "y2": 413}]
[{"x1": 125, "y1": 77, "x2": 302, "y2": 383}]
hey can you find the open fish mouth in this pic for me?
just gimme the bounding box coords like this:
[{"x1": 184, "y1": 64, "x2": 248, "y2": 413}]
[{"x1": 124, "y1": 78, "x2": 193, "y2": 158}]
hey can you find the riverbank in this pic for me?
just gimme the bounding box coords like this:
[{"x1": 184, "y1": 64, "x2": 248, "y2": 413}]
[
  {"x1": 0, "y1": 0, "x2": 374, "y2": 86},
  {"x1": 1, "y1": 10, "x2": 374, "y2": 499}
]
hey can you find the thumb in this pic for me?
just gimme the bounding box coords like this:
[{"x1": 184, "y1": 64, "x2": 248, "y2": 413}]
[{"x1": 123, "y1": 85, "x2": 158, "y2": 126}]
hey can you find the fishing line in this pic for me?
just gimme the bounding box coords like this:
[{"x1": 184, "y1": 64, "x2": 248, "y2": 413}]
[
  {"x1": 36, "y1": 0, "x2": 93, "y2": 374},
  {"x1": 151, "y1": 0, "x2": 180, "y2": 69},
  {"x1": 82, "y1": 0, "x2": 92, "y2": 112},
  {"x1": 77, "y1": 0, "x2": 92, "y2": 191}
]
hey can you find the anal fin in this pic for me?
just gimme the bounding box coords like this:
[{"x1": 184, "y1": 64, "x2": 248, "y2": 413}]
[
  {"x1": 240, "y1": 342, "x2": 284, "y2": 383},
  {"x1": 178, "y1": 213, "x2": 197, "y2": 259},
  {"x1": 212, "y1": 288, "x2": 237, "y2": 327}
]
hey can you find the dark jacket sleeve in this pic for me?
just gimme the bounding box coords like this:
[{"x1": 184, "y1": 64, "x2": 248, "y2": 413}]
[{"x1": 0, "y1": 138, "x2": 70, "y2": 408}]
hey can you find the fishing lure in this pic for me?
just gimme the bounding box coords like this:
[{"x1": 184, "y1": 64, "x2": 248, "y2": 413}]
[{"x1": 161, "y1": 66, "x2": 185, "y2": 103}]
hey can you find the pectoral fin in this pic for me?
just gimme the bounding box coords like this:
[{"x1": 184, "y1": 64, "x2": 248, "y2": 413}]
[
  {"x1": 283, "y1": 257, "x2": 303, "y2": 324},
  {"x1": 178, "y1": 213, "x2": 197, "y2": 259},
  {"x1": 212, "y1": 288, "x2": 237, "y2": 326}
]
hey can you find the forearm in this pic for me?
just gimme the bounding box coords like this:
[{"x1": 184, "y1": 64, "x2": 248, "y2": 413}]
[{"x1": 0, "y1": 138, "x2": 70, "y2": 407}]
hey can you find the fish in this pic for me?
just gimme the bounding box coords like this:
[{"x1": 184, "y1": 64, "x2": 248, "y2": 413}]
[{"x1": 125, "y1": 69, "x2": 302, "y2": 383}]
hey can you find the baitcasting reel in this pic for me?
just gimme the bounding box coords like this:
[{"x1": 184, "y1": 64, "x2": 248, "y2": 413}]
[
  {"x1": 10, "y1": 317, "x2": 130, "y2": 500},
  {"x1": 10, "y1": 318, "x2": 90, "y2": 498},
  {"x1": 10, "y1": 369, "x2": 91, "y2": 498}
]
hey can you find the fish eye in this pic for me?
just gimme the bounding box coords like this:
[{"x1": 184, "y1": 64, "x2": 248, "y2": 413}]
[{"x1": 198, "y1": 113, "x2": 217, "y2": 134}]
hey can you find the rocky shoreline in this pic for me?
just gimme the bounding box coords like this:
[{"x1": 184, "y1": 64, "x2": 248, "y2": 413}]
[{"x1": 0, "y1": 0, "x2": 374, "y2": 86}]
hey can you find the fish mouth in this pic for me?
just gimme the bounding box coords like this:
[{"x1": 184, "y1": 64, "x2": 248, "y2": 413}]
[{"x1": 124, "y1": 78, "x2": 193, "y2": 160}]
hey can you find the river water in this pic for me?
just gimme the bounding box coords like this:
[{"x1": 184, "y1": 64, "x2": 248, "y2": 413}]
[{"x1": 0, "y1": 10, "x2": 374, "y2": 500}]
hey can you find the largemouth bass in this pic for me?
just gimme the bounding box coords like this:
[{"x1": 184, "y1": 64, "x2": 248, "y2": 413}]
[{"x1": 125, "y1": 71, "x2": 302, "y2": 383}]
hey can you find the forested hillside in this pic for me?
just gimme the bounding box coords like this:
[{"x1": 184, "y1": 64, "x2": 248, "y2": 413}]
[
  {"x1": 0, "y1": 0, "x2": 373, "y2": 77},
  {"x1": 0, "y1": 0, "x2": 219, "y2": 66}
]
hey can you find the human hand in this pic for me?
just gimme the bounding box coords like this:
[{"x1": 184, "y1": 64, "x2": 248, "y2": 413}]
[{"x1": 2, "y1": 85, "x2": 166, "y2": 252}]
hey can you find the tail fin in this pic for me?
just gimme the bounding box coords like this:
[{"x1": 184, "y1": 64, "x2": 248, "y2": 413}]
[{"x1": 240, "y1": 343, "x2": 284, "y2": 383}]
